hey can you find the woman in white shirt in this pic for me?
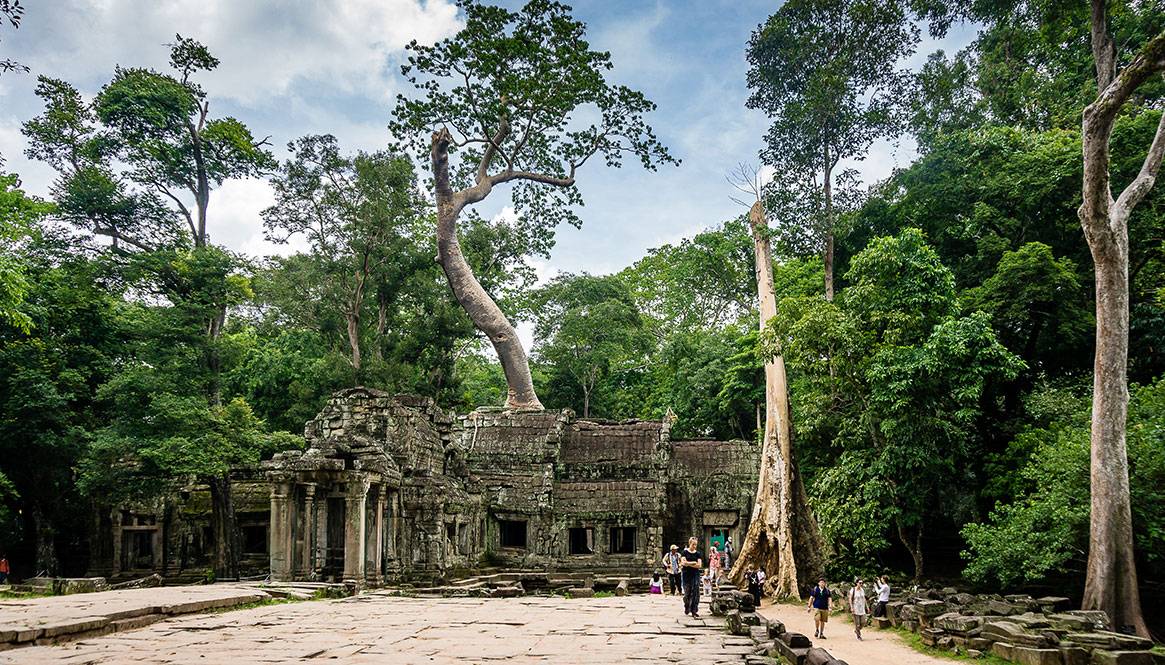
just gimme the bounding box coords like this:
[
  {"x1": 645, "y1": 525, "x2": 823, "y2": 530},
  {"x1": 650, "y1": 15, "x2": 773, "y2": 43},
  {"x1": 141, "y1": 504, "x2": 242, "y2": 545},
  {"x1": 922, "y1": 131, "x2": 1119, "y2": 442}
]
[{"x1": 872, "y1": 576, "x2": 891, "y2": 617}]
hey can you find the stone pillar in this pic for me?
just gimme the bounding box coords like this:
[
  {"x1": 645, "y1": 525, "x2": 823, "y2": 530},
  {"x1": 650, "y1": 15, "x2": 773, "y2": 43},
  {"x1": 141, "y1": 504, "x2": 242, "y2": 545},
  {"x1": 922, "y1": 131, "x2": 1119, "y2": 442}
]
[
  {"x1": 367, "y1": 485, "x2": 386, "y2": 583},
  {"x1": 315, "y1": 488, "x2": 328, "y2": 575},
  {"x1": 343, "y1": 477, "x2": 369, "y2": 581},
  {"x1": 269, "y1": 479, "x2": 295, "y2": 581},
  {"x1": 386, "y1": 490, "x2": 400, "y2": 564},
  {"x1": 301, "y1": 483, "x2": 316, "y2": 578}
]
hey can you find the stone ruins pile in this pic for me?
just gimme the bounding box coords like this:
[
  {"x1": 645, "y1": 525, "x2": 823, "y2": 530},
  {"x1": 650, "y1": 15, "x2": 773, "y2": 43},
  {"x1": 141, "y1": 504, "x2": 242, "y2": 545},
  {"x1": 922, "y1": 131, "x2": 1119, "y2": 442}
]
[
  {"x1": 874, "y1": 587, "x2": 1157, "y2": 665},
  {"x1": 711, "y1": 589, "x2": 845, "y2": 665}
]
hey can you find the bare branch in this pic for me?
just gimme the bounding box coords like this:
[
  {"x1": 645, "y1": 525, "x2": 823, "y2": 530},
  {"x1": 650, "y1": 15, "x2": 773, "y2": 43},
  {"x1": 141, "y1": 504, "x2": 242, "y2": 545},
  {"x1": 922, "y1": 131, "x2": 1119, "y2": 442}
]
[{"x1": 1115, "y1": 109, "x2": 1165, "y2": 219}]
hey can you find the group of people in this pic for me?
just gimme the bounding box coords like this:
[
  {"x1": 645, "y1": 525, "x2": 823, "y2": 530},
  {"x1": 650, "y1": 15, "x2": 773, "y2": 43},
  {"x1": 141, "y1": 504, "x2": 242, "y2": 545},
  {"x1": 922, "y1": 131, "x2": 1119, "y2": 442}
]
[
  {"x1": 649, "y1": 538, "x2": 894, "y2": 640},
  {"x1": 650, "y1": 536, "x2": 761, "y2": 619},
  {"x1": 808, "y1": 575, "x2": 892, "y2": 641}
]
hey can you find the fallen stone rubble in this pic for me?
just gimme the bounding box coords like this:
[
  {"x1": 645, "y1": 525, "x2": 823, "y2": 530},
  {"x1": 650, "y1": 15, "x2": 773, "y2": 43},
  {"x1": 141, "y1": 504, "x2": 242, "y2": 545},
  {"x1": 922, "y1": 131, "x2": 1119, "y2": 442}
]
[
  {"x1": 870, "y1": 587, "x2": 1161, "y2": 665},
  {"x1": 712, "y1": 589, "x2": 847, "y2": 665}
]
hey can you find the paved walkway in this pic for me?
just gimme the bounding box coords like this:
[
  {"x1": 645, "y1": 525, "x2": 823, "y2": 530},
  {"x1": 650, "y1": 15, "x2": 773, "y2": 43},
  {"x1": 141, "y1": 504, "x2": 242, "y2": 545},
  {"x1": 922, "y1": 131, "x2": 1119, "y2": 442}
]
[
  {"x1": 758, "y1": 600, "x2": 946, "y2": 665},
  {"x1": 0, "y1": 584, "x2": 270, "y2": 647},
  {"x1": 0, "y1": 593, "x2": 756, "y2": 664}
]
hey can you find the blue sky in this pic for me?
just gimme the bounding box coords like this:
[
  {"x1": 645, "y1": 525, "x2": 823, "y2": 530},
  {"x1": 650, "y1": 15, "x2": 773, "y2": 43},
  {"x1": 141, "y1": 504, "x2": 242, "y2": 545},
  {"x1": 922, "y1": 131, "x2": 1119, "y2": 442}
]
[{"x1": 0, "y1": 0, "x2": 975, "y2": 280}]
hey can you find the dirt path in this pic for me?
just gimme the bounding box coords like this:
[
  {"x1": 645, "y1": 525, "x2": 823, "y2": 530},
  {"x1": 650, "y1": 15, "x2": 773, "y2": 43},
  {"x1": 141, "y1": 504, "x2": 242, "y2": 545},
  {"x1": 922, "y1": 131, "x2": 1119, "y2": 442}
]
[{"x1": 757, "y1": 599, "x2": 950, "y2": 665}]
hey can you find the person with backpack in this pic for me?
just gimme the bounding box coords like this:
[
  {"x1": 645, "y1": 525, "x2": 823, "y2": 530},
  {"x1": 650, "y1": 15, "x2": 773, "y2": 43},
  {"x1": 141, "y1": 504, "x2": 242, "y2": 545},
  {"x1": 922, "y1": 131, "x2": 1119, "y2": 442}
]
[
  {"x1": 849, "y1": 578, "x2": 868, "y2": 640},
  {"x1": 808, "y1": 578, "x2": 832, "y2": 639}
]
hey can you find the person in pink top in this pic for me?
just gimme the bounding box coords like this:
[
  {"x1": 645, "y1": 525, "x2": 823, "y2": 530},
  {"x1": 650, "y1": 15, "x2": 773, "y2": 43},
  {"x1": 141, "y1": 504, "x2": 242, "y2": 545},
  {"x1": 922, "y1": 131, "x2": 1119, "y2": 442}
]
[{"x1": 709, "y1": 544, "x2": 721, "y2": 589}]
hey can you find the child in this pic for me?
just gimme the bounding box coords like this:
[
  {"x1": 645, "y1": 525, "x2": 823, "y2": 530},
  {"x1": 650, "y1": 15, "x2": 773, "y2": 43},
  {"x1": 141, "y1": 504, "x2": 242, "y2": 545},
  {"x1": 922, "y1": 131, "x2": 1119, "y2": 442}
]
[
  {"x1": 701, "y1": 571, "x2": 712, "y2": 595},
  {"x1": 649, "y1": 571, "x2": 664, "y2": 594}
]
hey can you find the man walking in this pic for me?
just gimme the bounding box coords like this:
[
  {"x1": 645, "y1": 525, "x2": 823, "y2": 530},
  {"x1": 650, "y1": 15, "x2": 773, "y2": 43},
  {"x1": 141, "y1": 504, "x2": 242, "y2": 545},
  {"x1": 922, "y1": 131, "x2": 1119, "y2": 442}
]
[
  {"x1": 808, "y1": 578, "x2": 832, "y2": 639},
  {"x1": 680, "y1": 537, "x2": 703, "y2": 618},
  {"x1": 662, "y1": 544, "x2": 682, "y2": 595}
]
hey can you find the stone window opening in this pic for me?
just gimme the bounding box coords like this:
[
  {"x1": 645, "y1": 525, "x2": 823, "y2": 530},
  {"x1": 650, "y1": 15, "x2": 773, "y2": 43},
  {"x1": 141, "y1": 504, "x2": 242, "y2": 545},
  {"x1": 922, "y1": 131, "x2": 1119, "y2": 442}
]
[
  {"x1": 609, "y1": 526, "x2": 636, "y2": 554},
  {"x1": 499, "y1": 519, "x2": 527, "y2": 548},
  {"x1": 242, "y1": 524, "x2": 268, "y2": 555},
  {"x1": 568, "y1": 527, "x2": 594, "y2": 555}
]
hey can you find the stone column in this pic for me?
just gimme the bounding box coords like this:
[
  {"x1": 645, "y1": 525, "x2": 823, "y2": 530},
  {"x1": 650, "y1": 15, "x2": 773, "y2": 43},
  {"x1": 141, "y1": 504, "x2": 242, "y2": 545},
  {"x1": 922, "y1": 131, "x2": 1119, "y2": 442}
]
[
  {"x1": 343, "y1": 477, "x2": 369, "y2": 581},
  {"x1": 315, "y1": 488, "x2": 328, "y2": 575},
  {"x1": 368, "y1": 485, "x2": 386, "y2": 583},
  {"x1": 301, "y1": 483, "x2": 316, "y2": 578},
  {"x1": 386, "y1": 490, "x2": 400, "y2": 563},
  {"x1": 269, "y1": 479, "x2": 295, "y2": 581}
]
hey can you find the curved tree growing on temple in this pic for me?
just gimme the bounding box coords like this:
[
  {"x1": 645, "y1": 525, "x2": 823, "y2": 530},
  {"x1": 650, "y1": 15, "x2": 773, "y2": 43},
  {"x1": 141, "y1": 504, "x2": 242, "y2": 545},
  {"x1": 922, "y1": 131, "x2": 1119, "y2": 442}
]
[{"x1": 390, "y1": 0, "x2": 675, "y2": 410}]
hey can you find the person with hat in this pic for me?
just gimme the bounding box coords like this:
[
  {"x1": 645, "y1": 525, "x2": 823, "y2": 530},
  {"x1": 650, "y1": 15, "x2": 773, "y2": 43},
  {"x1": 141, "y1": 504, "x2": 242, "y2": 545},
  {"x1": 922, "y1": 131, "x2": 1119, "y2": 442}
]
[{"x1": 662, "y1": 544, "x2": 683, "y2": 595}]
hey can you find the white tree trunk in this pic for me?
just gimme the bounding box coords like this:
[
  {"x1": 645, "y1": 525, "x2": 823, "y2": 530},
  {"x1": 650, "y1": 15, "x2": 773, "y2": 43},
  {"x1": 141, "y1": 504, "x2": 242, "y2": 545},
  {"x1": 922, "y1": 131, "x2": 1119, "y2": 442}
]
[{"x1": 731, "y1": 201, "x2": 823, "y2": 599}]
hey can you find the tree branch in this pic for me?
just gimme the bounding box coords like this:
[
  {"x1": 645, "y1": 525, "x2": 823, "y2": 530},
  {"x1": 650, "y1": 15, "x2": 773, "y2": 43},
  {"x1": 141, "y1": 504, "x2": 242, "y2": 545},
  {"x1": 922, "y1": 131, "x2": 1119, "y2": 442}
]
[{"x1": 1114, "y1": 110, "x2": 1165, "y2": 219}]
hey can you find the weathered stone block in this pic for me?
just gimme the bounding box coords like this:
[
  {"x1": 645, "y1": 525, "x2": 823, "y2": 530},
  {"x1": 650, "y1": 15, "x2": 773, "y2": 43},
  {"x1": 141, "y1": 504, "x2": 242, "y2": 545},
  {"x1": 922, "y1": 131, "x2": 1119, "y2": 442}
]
[
  {"x1": 936, "y1": 614, "x2": 985, "y2": 634},
  {"x1": 921, "y1": 628, "x2": 945, "y2": 647},
  {"x1": 968, "y1": 649, "x2": 984, "y2": 658},
  {"x1": 727, "y1": 610, "x2": 749, "y2": 636},
  {"x1": 807, "y1": 647, "x2": 834, "y2": 665},
  {"x1": 985, "y1": 600, "x2": 1019, "y2": 616},
  {"x1": 969, "y1": 637, "x2": 995, "y2": 651},
  {"x1": 984, "y1": 620, "x2": 1027, "y2": 641},
  {"x1": 917, "y1": 600, "x2": 948, "y2": 617},
  {"x1": 1061, "y1": 646, "x2": 1090, "y2": 665},
  {"x1": 1051, "y1": 615, "x2": 1097, "y2": 632},
  {"x1": 1091, "y1": 651, "x2": 1155, "y2": 665},
  {"x1": 1013, "y1": 646, "x2": 1063, "y2": 665},
  {"x1": 1068, "y1": 632, "x2": 1153, "y2": 651},
  {"x1": 993, "y1": 643, "x2": 1016, "y2": 660},
  {"x1": 781, "y1": 632, "x2": 812, "y2": 649},
  {"x1": 873, "y1": 617, "x2": 893, "y2": 629},
  {"x1": 567, "y1": 587, "x2": 593, "y2": 598},
  {"x1": 1037, "y1": 597, "x2": 1072, "y2": 613},
  {"x1": 886, "y1": 601, "x2": 906, "y2": 619},
  {"x1": 1065, "y1": 611, "x2": 1111, "y2": 632},
  {"x1": 614, "y1": 579, "x2": 629, "y2": 597},
  {"x1": 769, "y1": 641, "x2": 809, "y2": 665},
  {"x1": 767, "y1": 619, "x2": 787, "y2": 638},
  {"x1": 740, "y1": 612, "x2": 761, "y2": 626}
]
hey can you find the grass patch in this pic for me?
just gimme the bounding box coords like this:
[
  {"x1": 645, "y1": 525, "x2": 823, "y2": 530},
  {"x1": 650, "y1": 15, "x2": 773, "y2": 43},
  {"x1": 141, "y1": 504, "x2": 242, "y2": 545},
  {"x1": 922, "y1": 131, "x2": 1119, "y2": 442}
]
[
  {"x1": 594, "y1": 591, "x2": 614, "y2": 598},
  {"x1": 0, "y1": 587, "x2": 55, "y2": 600}
]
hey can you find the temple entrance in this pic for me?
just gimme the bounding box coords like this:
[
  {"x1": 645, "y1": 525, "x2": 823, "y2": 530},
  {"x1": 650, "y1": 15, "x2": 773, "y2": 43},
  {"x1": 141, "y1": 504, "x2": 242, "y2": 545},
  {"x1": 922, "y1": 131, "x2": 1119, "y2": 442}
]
[{"x1": 324, "y1": 497, "x2": 346, "y2": 578}]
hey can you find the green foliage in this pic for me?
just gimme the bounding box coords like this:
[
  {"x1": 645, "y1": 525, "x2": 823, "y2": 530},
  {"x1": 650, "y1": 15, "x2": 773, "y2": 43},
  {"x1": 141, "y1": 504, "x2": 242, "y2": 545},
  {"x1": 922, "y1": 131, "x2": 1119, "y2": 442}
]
[
  {"x1": 769, "y1": 230, "x2": 1023, "y2": 574},
  {"x1": 0, "y1": 172, "x2": 52, "y2": 332},
  {"x1": 531, "y1": 273, "x2": 652, "y2": 418},
  {"x1": 390, "y1": 0, "x2": 675, "y2": 241},
  {"x1": 961, "y1": 380, "x2": 1165, "y2": 588}
]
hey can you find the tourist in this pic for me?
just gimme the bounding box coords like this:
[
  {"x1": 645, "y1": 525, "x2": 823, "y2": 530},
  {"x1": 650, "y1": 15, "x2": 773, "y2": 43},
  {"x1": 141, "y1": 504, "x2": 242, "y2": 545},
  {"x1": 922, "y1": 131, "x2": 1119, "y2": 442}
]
[
  {"x1": 650, "y1": 571, "x2": 664, "y2": 594},
  {"x1": 663, "y1": 544, "x2": 682, "y2": 595},
  {"x1": 849, "y1": 578, "x2": 868, "y2": 640},
  {"x1": 756, "y1": 565, "x2": 766, "y2": 599},
  {"x1": 0, "y1": 554, "x2": 8, "y2": 584},
  {"x1": 808, "y1": 578, "x2": 832, "y2": 639},
  {"x1": 680, "y1": 536, "x2": 703, "y2": 618},
  {"x1": 709, "y1": 544, "x2": 721, "y2": 589},
  {"x1": 724, "y1": 536, "x2": 733, "y2": 570},
  {"x1": 746, "y1": 567, "x2": 761, "y2": 607},
  {"x1": 872, "y1": 575, "x2": 891, "y2": 617}
]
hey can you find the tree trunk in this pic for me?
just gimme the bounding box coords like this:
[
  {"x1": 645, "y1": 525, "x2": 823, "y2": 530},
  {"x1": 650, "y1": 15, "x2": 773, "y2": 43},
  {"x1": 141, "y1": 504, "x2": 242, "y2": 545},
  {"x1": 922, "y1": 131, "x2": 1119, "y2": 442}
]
[
  {"x1": 431, "y1": 129, "x2": 543, "y2": 410},
  {"x1": 346, "y1": 310, "x2": 362, "y2": 374},
  {"x1": 1080, "y1": 228, "x2": 1147, "y2": 636},
  {"x1": 730, "y1": 201, "x2": 825, "y2": 599},
  {"x1": 1075, "y1": 1, "x2": 1156, "y2": 636},
  {"x1": 823, "y1": 141, "x2": 834, "y2": 302},
  {"x1": 209, "y1": 472, "x2": 240, "y2": 580},
  {"x1": 897, "y1": 517, "x2": 924, "y2": 583},
  {"x1": 31, "y1": 504, "x2": 59, "y2": 577}
]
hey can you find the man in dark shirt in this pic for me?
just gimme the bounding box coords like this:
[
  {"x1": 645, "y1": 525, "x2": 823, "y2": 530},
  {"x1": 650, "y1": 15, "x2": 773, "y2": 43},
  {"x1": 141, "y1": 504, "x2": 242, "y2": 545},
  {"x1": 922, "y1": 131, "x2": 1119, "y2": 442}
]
[
  {"x1": 680, "y1": 536, "x2": 703, "y2": 618},
  {"x1": 808, "y1": 578, "x2": 832, "y2": 638}
]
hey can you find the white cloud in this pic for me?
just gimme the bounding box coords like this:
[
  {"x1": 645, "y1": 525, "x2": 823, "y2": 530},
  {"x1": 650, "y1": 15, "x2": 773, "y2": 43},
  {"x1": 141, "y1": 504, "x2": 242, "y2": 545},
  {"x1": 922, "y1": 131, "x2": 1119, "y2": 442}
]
[{"x1": 9, "y1": 0, "x2": 462, "y2": 107}]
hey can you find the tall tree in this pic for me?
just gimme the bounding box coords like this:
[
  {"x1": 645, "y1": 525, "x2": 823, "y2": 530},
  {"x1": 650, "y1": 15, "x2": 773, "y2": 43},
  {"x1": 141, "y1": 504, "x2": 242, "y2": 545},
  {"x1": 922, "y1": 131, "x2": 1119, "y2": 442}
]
[
  {"x1": 390, "y1": 0, "x2": 675, "y2": 409},
  {"x1": 531, "y1": 273, "x2": 651, "y2": 418},
  {"x1": 730, "y1": 200, "x2": 824, "y2": 598},
  {"x1": 1075, "y1": 0, "x2": 1160, "y2": 638},
  {"x1": 262, "y1": 135, "x2": 424, "y2": 376},
  {"x1": 746, "y1": 0, "x2": 917, "y2": 299}
]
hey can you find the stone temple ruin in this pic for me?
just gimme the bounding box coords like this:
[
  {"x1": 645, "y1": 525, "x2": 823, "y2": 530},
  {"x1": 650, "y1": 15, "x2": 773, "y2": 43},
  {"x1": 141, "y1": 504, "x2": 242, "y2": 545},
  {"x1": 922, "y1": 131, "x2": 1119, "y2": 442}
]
[{"x1": 88, "y1": 387, "x2": 761, "y2": 585}]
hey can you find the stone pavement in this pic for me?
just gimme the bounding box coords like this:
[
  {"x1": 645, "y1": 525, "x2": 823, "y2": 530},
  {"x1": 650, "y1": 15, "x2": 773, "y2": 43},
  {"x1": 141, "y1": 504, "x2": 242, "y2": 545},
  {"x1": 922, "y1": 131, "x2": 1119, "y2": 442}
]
[
  {"x1": 0, "y1": 592, "x2": 755, "y2": 664},
  {"x1": 0, "y1": 584, "x2": 271, "y2": 649}
]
